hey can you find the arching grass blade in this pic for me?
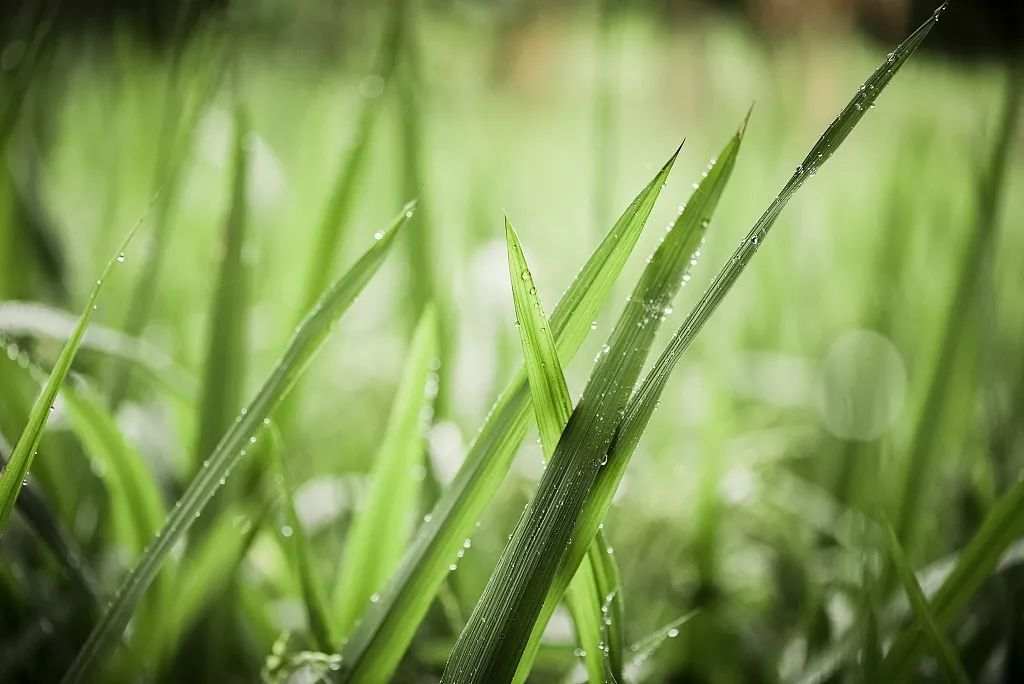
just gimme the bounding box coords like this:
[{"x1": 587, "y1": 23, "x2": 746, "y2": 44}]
[
  {"x1": 61, "y1": 203, "x2": 412, "y2": 683},
  {"x1": 0, "y1": 217, "x2": 144, "y2": 530},
  {"x1": 331, "y1": 305, "x2": 438, "y2": 639},
  {"x1": 337, "y1": 147, "x2": 680, "y2": 684},
  {"x1": 504, "y1": 218, "x2": 623, "y2": 684}
]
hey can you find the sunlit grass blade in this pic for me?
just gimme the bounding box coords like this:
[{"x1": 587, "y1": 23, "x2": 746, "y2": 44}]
[
  {"x1": 331, "y1": 305, "x2": 438, "y2": 639},
  {"x1": 445, "y1": 118, "x2": 746, "y2": 681},
  {"x1": 0, "y1": 218, "x2": 143, "y2": 530},
  {"x1": 61, "y1": 203, "x2": 413, "y2": 683},
  {"x1": 337, "y1": 147, "x2": 680, "y2": 684},
  {"x1": 883, "y1": 523, "x2": 970, "y2": 684},
  {"x1": 193, "y1": 99, "x2": 251, "y2": 472},
  {"x1": 894, "y1": 66, "x2": 1021, "y2": 548},
  {"x1": 504, "y1": 121, "x2": 748, "y2": 683},
  {"x1": 298, "y1": 3, "x2": 403, "y2": 314},
  {"x1": 520, "y1": 14, "x2": 944, "y2": 680},
  {"x1": 271, "y1": 425, "x2": 334, "y2": 652},
  {"x1": 504, "y1": 219, "x2": 623, "y2": 684}
]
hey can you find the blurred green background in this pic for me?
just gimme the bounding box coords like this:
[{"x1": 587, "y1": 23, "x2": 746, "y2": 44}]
[{"x1": 1, "y1": 1, "x2": 1022, "y2": 682}]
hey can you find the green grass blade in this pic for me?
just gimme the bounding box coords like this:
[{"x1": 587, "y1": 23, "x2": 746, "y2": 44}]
[
  {"x1": 530, "y1": 14, "x2": 943, "y2": 675},
  {"x1": 445, "y1": 120, "x2": 744, "y2": 681},
  {"x1": 271, "y1": 425, "x2": 334, "y2": 652},
  {"x1": 623, "y1": 610, "x2": 697, "y2": 680},
  {"x1": 894, "y1": 65, "x2": 1022, "y2": 548},
  {"x1": 193, "y1": 100, "x2": 251, "y2": 470},
  {"x1": 337, "y1": 148, "x2": 680, "y2": 684},
  {"x1": 298, "y1": 3, "x2": 404, "y2": 314},
  {"x1": 61, "y1": 204, "x2": 412, "y2": 683},
  {"x1": 0, "y1": 218, "x2": 143, "y2": 530},
  {"x1": 883, "y1": 523, "x2": 970, "y2": 684},
  {"x1": 504, "y1": 219, "x2": 622, "y2": 684},
  {"x1": 505, "y1": 121, "x2": 749, "y2": 683},
  {"x1": 331, "y1": 305, "x2": 438, "y2": 639}
]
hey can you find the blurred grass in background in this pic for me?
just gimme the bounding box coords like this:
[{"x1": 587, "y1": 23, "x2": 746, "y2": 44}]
[{"x1": 1, "y1": 1, "x2": 1022, "y2": 682}]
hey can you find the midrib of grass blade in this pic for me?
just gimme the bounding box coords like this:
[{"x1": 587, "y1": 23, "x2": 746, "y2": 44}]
[
  {"x1": 61, "y1": 204, "x2": 413, "y2": 684},
  {"x1": 505, "y1": 8, "x2": 942, "y2": 679},
  {"x1": 895, "y1": 68, "x2": 1021, "y2": 549},
  {"x1": 298, "y1": 2, "x2": 404, "y2": 315},
  {"x1": 445, "y1": 123, "x2": 742, "y2": 682},
  {"x1": 337, "y1": 148, "x2": 680, "y2": 684},
  {"x1": 510, "y1": 121, "x2": 748, "y2": 682},
  {"x1": 0, "y1": 218, "x2": 144, "y2": 530},
  {"x1": 504, "y1": 219, "x2": 623, "y2": 684},
  {"x1": 193, "y1": 100, "x2": 251, "y2": 473},
  {"x1": 272, "y1": 425, "x2": 334, "y2": 652},
  {"x1": 883, "y1": 523, "x2": 970, "y2": 684},
  {"x1": 332, "y1": 306, "x2": 438, "y2": 639}
]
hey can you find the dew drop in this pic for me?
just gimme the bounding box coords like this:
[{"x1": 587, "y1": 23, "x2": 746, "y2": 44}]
[
  {"x1": 667, "y1": 627, "x2": 680, "y2": 638},
  {"x1": 281, "y1": 525, "x2": 293, "y2": 537},
  {"x1": 373, "y1": 230, "x2": 385, "y2": 241},
  {"x1": 369, "y1": 592, "x2": 380, "y2": 603}
]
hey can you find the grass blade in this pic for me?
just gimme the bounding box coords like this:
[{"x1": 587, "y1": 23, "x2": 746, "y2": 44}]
[
  {"x1": 894, "y1": 66, "x2": 1022, "y2": 548},
  {"x1": 534, "y1": 13, "x2": 945, "y2": 678},
  {"x1": 0, "y1": 218, "x2": 143, "y2": 529},
  {"x1": 272, "y1": 425, "x2": 334, "y2": 652},
  {"x1": 504, "y1": 219, "x2": 623, "y2": 684},
  {"x1": 193, "y1": 100, "x2": 251, "y2": 471},
  {"x1": 508, "y1": 121, "x2": 749, "y2": 683},
  {"x1": 331, "y1": 305, "x2": 438, "y2": 639},
  {"x1": 883, "y1": 523, "x2": 970, "y2": 684},
  {"x1": 61, "y1": 203, "x2": 413, "y2": 683},
  {"x1": 445, "y1": 119, "x2": 745, "y2": 681},
  {"x1": 298, "y1": 2, "x2": 404, "y2": 314},
  {"x1": 337, "y1": 147, "x2": 680, "y2": 683}
]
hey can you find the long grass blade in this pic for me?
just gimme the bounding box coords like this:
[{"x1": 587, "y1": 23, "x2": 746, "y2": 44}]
[
  {"x1": 883, "y1": 523, "x2": 970, "y2": 684},
  {"x1": 331, "y1": 305, "x2": 438, "y2": 639},
  {"x1": 61, "y1": 203, "x2": 413, "y2": 683},
  {"x1": 504, "y1": 219, "x2": 623, "y2": 684},
  {"x1": 0, "y1": 218, "x2": 144, "y2": 529},
  {"x1": 506, "y1": 120, "x2": 749, "y2": 683},
  {"x1": 519, "y1": 13, "x2": 944, "y2": 682},
  {"x1": 337, "y1": 148, "x2": 680, "y2": 683},
  {"x1": 445, "y1": 117, "x2": 745, "y2": 681}
]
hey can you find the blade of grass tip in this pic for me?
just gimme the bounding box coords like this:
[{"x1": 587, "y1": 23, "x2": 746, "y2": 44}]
[
  {"x1": 504, "y1": 219, "x2": 623, "y2": 684},
  {"x1": 331, "y1": 305, "x2": 438, "y2": 640},
  {"x1": 894, "y1": 63, "x2": 1022, "y2": 549},
  {"x1": 193, "y1": 96, "x2": 251, "y2": 474},
  {"x1": 297, "y1": 1, "x2": 404, "y2": 315},
  {"x1": 336, "y1": 148, "x2": 680, "y2": 684},
  {"x1": 61, "y1": 203, "x2": 413, "y2": 684},
  {"x1": 532, "y1": 8, "x2": 945, "y2": 671},
  {"x1": 883, "y1": 523, "x2": 971, "y2": 684},
  {"x1": 622, "y1": 610, "x2": 698, "y2": 682},
  {"x1": 445, "y1": 119, "x2": 746, "y2": 683},
  {"x1": 271, "y1": 424, "x2": 334, "y2": 652},
  {"x1": 0, "y1": 429, "x2": 97, "y2": 604},
  {"x1": 509, "y1": 118, "x2": 749, "y2": 683},
  {"x1": 0, "y1": 212, "x2": 146, "y2": 530}
]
